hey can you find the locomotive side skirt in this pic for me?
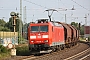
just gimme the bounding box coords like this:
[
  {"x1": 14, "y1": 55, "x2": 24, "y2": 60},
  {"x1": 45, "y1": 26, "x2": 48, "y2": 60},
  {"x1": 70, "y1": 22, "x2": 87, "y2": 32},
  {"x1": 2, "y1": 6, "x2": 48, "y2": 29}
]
[{"x1": 50, "y1": 42, "x2": 65, "y2": 46}]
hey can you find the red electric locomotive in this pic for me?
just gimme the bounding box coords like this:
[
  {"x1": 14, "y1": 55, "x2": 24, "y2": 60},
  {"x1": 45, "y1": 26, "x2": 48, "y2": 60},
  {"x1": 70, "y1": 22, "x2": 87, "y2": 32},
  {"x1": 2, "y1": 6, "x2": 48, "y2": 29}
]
[{"x1": 28, "y1": 19, "x2": 65, "y2": 54}]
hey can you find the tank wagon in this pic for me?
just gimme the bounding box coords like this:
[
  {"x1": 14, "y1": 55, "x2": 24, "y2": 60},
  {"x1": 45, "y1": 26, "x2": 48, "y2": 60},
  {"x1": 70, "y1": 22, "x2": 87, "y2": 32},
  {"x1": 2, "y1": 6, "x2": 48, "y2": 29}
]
[{"x1": 27, "y1": 19, "x2": 79, "y2": 54}]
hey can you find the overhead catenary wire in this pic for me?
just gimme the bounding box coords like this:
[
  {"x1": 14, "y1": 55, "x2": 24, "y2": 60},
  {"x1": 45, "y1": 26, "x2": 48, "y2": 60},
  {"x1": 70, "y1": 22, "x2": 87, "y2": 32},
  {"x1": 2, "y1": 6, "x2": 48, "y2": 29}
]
[
  {"x1": 70, "y1": 0, "x2": 90, "y2": 12},
  {"x1": 24, "y1": 0, "x2": 65, "y2": 16},
  {"x1": 1, "y1": 0, "x2": 68, "y2": 21},
  {"x1": 24, "y1": 0, "x2": 48, "y2": 9},
  {"x1": 0, "y1": 0, "x2": 66, "y2": 17},
  {"x1": 59, "y1": 0, "x2": 67, "y2": 8}
]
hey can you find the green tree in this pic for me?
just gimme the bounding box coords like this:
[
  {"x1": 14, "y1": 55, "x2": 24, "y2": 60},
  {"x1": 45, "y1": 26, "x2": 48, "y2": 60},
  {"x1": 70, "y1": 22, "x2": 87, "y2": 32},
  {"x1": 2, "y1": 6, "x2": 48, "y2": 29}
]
[
  {"x1": 71, "y1": 22, "x2": 79, "y2": 29},
  {"x1": 71, "y1": 22, "x2": 84, "y2": 35},
  {"x1": 0, "y1": 19, "x2": 10, "y2": 31},
  {"x1": 80, "y1": 25, "x2": 84, "y2": 35},
  {"x1": 5, "y1": 18, "x2": 13, "y2": 31},
  {"x1": 5, "y1": 17, "x2": 23, "y2": 32},
  {"x1": 0, "y1": 19, "x2": 6, "y2": 27}
]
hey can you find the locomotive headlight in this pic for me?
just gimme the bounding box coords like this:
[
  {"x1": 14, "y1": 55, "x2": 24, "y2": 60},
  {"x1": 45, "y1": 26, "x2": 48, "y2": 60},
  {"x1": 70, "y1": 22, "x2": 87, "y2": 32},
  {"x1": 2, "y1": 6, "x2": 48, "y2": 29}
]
[
  {"x1": 30, "y1": 36, "x2": 36, "y2": 39},
  {"x1": 31, "y1": 40, "x2": 34, "y2": 43},
  {"x1": 44, "y1": 40, "x2": 48, "y2": 43},
  {"x1": 42, "y1": 35, "x2": 48, "y2": 38}
]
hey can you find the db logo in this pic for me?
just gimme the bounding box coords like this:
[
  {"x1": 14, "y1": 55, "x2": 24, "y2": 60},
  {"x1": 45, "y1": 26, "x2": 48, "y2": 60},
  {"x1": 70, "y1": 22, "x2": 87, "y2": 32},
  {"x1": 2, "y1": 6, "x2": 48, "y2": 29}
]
[{"x1": 38, "y1": 36, "x2": 41, "y2": 38}]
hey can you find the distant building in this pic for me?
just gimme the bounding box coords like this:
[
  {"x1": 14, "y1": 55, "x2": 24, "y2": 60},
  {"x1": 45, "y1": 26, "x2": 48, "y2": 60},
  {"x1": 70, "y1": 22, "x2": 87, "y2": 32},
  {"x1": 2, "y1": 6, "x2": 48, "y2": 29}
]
[{"x1": 84, "y1": 26, "x2": 90, "y2": 38}]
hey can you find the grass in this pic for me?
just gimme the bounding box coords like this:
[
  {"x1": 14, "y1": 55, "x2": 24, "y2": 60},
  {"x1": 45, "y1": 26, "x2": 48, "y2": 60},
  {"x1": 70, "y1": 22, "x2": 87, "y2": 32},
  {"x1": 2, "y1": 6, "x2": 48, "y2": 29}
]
[
  {"x1": 0, "y1": 50, "x2": 10, "y2": 59},
  {"x1": 0, "y1": 45, "x2": 11, "y2": 59}
]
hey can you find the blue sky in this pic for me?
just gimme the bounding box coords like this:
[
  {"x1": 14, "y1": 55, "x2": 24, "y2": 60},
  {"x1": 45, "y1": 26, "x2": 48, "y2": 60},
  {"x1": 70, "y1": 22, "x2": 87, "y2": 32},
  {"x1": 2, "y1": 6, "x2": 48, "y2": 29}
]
[{"x1": 0, "y1": 0, "x2": 90, "y2": 25}]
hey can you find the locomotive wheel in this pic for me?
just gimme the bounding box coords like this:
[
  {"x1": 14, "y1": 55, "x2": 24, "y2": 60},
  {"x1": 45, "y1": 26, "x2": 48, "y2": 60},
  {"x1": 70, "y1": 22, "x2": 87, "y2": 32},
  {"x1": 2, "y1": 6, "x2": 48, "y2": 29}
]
[
  {"x1": 58, "y1": 45, "x2": 61, "y2": 51},
  {"x1": 61, "y1": 45, "x2": 64, "y2": 50},
  {"x1": 51, "y1": 47, "x2": 56, "y2": 52},
  {"x1": 65, "y1": 44, "x2": 70, "y2": 48},
  {"x1": 65, "y1": 44, "x2": 68, "y2": 48}
]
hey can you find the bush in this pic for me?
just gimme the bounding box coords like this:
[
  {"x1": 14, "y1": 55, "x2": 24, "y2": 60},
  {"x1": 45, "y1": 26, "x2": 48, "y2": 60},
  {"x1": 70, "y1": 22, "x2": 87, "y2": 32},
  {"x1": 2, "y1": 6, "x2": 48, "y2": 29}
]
[
  {"x1": 88, "y1": 37, "x2": 90, "y2": 41},
  {"x1": 0, "y1": 45, "x2": 8, "y2": 53},
  {"x1": 0, "y1": 45, "x2": 10, "y2": 59},
  {"x1": 16, "y1": 46, "x2": 30, "y2": 56}
]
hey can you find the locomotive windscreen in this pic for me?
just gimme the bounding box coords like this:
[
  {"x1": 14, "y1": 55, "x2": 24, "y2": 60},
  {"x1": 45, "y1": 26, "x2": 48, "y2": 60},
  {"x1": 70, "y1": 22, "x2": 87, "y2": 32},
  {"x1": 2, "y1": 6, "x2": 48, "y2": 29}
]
[{"x1": 31, "y1": 25, "x2": 48, "y2": 32}]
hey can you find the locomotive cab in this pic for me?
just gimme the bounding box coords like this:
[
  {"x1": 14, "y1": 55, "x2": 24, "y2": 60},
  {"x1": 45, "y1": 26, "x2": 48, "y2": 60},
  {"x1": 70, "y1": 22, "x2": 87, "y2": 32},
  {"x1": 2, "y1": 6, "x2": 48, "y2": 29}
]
[{"x1": 28, "y1": 19, "x2": 52, "y2": 53}]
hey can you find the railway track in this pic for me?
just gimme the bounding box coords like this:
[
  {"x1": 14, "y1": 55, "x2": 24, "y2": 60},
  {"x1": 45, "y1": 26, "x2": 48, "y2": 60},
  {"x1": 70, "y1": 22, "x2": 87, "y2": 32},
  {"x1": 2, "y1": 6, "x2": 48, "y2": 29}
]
[
  {"x1": 22, "y1": 42, "x2": 90, "y2": 60},
  {"x1": 64, "y1": 48, "x2": 90, "y2": 60},
  {"x1": 64, "y1": 42, "x2": 90, "y2": 60}
]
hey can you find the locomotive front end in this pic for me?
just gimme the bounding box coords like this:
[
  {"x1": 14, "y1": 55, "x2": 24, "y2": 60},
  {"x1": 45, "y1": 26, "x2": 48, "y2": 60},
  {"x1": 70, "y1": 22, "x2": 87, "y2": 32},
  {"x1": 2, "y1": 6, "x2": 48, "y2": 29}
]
[{"x1": 28, "y1": 19, "x2": 51, "y2": 53}]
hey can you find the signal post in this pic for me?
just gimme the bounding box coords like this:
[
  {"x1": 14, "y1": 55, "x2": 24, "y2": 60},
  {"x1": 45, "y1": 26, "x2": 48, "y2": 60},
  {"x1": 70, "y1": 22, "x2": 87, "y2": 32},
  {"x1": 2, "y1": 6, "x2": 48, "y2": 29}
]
[{"x1": 10, "y1": 12, "x2": 19, "y2": 56}]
